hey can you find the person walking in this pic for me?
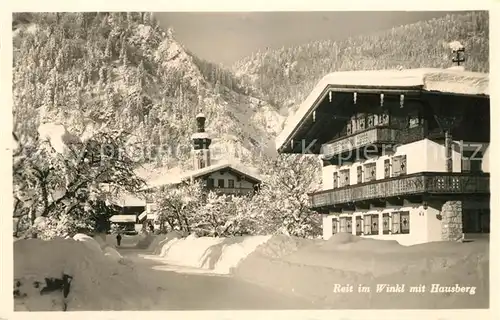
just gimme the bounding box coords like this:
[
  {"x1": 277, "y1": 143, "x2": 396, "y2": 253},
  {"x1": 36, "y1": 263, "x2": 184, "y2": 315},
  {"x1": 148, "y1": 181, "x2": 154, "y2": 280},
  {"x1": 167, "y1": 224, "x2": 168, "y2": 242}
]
[{"x1": 116, "y1": 233, "x2": 122, "y2": 247}]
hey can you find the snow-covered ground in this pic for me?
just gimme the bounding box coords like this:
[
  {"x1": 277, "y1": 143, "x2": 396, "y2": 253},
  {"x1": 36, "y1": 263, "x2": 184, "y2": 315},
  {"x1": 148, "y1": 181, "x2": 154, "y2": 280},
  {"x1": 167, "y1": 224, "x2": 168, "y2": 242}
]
[
  {"x1": 13, "y1": 232, "x2": 489, "y2": 310},
  {"x1": 14, "y1": 234, "x2": 155, "y2": 311},
  {"x1": 234, "y1": 233, "x2": 489, "y2": 309}
]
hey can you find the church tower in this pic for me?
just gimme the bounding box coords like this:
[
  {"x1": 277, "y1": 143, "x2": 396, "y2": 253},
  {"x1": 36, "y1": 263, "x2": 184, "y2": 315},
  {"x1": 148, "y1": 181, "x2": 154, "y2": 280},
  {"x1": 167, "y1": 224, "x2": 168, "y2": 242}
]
[{"x1": 191, "y1": 112, "x2": 212, "y2": 170}]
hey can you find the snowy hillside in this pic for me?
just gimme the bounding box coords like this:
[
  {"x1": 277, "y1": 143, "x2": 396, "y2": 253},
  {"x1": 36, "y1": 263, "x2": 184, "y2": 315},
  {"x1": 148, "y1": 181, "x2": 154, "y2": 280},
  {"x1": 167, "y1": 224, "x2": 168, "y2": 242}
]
[
  {"x1": 233, "y1": 11, "x2": 489, "y2": 112},
  {"x1": 12, "y1": 13, "x2": 282, "y2": 174}
]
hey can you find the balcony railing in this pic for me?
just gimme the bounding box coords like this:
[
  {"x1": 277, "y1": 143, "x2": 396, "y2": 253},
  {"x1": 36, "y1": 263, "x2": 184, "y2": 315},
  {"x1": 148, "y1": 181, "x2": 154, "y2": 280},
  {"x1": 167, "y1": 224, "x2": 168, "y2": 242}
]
[
  {"x1": 321, "y1": 125, "x2": 426, "y2": 159},
  {"x1": 309, "y1": 172, "x2": 489, "y2": 209},
  {"x1": 206, "y1": 187, "x2": 255, "y2": 195}
]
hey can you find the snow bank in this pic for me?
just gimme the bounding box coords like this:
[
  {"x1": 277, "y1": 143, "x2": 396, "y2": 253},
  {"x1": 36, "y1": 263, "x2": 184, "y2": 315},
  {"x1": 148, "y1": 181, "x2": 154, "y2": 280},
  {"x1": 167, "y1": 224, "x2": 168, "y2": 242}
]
[
  {"x1": 14, "y1": 238, "x2": 156, "y2": 311},
  {"x1": 234, "y1": 235, "x2": 489, "y2": 308},
  {"x1": 156, "y1": 234, "x2": 271, "y2": 274},
  {"x1": 73, "y1": 233, "x2": 102, "y2": 254},
  {"x1": 153, "y1": 231, "x2": 183, "y2": 255}
]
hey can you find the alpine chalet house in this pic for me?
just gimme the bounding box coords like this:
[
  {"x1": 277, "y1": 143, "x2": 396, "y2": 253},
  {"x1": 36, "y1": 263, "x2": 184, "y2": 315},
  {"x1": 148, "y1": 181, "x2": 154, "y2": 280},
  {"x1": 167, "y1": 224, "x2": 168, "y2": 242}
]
[
  {"x1": 276, "y1": 65, "x2": 489, "y2": 246},
  {"x1": 108, "y1": 191, "x2": 146, "y2": 234},
  {"x1": 138, "y1": 112, "x2": 262, "y2": 228}
]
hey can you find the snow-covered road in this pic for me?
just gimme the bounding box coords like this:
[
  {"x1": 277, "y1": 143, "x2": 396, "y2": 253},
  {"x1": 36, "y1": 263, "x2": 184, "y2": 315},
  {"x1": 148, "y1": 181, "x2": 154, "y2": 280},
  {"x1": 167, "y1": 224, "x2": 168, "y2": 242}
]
[{"x1": 118, "y1": 249, "x2": 318, "y2": 310}]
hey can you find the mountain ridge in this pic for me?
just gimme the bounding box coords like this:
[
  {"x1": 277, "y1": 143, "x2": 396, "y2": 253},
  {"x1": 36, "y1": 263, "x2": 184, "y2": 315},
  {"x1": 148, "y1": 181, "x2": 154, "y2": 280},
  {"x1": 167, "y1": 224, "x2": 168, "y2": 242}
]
[{"x1": 232, "y1": 11, "x2": 489, "y2": 113}]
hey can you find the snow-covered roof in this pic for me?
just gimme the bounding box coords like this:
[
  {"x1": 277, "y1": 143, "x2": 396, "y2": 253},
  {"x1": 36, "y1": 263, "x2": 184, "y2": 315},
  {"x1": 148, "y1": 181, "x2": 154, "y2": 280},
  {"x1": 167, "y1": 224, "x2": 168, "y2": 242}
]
[
  {"x1": 110, "y1": 192, "x2": 146, "y2": 207},
  {"x1": 109, "y1": 215, "x2": 137, "y2": 223},
  {"x1": 182, "y1": 160, "x2": 262, "y2": 183},
  {"x1": 142, "y1": 160, "x2": 262, "y2": 190},
  {"x1": 276, "y1": 67, "x2": 489, "y2": 151},
  {"x1": 191, "y1": 132, "x2": 210, "y2": 139}
]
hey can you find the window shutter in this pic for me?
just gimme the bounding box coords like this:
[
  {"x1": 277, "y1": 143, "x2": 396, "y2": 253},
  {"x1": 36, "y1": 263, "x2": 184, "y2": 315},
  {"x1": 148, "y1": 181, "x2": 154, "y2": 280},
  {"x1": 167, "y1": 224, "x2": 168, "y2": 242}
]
[
  {"x1": 382, "y1": 213, "x2": 390, "y2": 234},
  {"x1": 363, "y1": 215, "x2": 372, "y2": 235},
  {"x1": 355, "y1": 216, "x2": 363, "y2": 235},
  {"x1": 400, "y1": 155, "x2": 407, "y2": 175},
  {"x1": 346, "y1": 218, "x2": 352, "y2": 233},
  {"x1": 357, "y1": 166, "x2": 363, "y2": 184},
  {"x1": 384, "y1": 159, "x2": 390, "y2": 178},
  {"x1": 401, "y1": 212, "x2": 410, "y2": 234},
  {"x1": 332, "y1": 218, "x2": 338, "y2": 234},
  {"x1": 371, "y1": 214, "x2": 379, "y2": 234},
  {"x1": 340, "y1": 217, "x2": 346, "y2": 232},
  {"x1": 333, "y1": 172, "x2": 339, "y2": 189},
  {"x1": 392, "y1": 212, "x2": 400, "y2": 234}
]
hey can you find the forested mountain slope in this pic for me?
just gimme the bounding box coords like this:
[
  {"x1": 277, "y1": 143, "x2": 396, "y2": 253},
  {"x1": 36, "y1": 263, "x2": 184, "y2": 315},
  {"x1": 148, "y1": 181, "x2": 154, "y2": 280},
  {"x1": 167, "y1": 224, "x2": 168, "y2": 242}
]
[
  {"x1": 12, "y1": 12, "x2": 282, "y2": 174},
  {"x1": 233, "y1": 11, "x2": 489, "y2": 115}
]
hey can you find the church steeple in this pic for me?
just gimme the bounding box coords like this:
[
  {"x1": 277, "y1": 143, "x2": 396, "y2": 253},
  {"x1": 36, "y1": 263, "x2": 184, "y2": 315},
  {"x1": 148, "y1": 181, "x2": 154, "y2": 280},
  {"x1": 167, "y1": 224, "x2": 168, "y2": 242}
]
[{"x1": 191, "y1": 112, "x2": 212, "y2": 169}]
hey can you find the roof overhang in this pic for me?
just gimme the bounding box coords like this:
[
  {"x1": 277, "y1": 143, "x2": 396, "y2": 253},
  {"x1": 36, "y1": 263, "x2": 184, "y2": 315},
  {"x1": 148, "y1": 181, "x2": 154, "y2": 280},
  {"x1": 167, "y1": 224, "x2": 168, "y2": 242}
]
[
  {"x1": 276, "y1": 68, "x2": 489, "y2": 153},
  {"x1": 110, "y1": 215, "x2": 138, "y2": 223}
]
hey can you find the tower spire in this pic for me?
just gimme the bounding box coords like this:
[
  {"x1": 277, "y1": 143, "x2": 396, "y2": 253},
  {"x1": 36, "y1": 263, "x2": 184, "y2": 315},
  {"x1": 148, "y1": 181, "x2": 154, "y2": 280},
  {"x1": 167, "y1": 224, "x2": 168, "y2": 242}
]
[{"x1": 191, "y1": 111, "x2": 211, "y2": 169}]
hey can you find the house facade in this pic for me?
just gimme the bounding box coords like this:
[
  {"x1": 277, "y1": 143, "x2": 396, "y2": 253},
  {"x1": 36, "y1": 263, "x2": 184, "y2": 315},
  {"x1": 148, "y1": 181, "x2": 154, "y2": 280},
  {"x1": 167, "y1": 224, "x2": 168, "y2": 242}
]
[{"x1": 276, "y1": 67, "x2": 489, "y2": 246}]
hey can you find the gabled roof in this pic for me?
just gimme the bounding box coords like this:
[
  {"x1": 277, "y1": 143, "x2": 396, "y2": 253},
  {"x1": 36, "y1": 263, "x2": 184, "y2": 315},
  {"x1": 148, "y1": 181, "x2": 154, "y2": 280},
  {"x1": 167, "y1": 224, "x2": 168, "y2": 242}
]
[
  {"x1": 182, "y1": 161, "x2": 262, "y2": 184},
  {"x1": 110, "y1": 192, "x2": 146, "y2": 207},
  {"x1": 276, "y1": 67, "x2": 489, "y2": 152},
  {"x1": 142, "y1": 160, "x2": 262, "y2": 190}
]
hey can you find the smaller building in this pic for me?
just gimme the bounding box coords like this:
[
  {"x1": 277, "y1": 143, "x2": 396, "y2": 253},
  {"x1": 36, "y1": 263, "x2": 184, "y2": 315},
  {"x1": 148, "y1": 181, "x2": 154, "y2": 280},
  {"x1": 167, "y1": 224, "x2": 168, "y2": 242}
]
[
  {"x1": 108, "y1": 192, "x2": 146, "y2": 234},
  {"x1": 138, "y1": 112, "x2": 262, "y2": 229}
]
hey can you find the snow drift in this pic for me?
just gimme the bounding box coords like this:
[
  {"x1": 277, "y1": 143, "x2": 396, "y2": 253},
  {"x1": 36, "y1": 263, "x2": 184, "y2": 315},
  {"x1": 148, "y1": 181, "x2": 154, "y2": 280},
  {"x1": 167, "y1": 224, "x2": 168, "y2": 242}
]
[
  {"x1": 14, "y1": 237, "x2": 156, "y2": 311},
  {"x1": 234, "y1": 234, "x2": 489, "y2": 309},
  {"x1": 154, "y1": 234, "x2": 272, "y2": 274}
]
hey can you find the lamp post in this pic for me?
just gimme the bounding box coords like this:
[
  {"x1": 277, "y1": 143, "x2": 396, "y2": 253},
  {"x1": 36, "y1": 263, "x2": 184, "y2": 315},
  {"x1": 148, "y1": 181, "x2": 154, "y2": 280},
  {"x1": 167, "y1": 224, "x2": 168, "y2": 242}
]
[{"x1": 449, "y1": 41, "x2": 465, "y2": 67}]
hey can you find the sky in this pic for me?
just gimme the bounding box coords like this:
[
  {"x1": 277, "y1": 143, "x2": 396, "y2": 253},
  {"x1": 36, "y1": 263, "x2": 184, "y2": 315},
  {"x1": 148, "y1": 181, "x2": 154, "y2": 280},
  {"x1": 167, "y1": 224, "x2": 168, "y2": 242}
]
[{"x1": 154, "y1": 11, "x2": 465, "y2": 66}]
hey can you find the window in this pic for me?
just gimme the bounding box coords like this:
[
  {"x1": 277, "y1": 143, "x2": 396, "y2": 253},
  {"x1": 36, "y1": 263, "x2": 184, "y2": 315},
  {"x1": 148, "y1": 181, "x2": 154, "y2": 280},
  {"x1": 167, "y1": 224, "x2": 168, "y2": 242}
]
[
  {"x1": 199, "y1": 158, "x2": 205, "y2": 168},
  {"x1": 382, "y1": 213, "x2": 390, "y2": 234},
  {"x1": 384, "y1": 159, "x2": 391, "y2": 178},
  {"x1": 367, "y1": 114, "x2": 375, "y2": 128},
  {"x1": 378, "y1": 113, "x2": 390, "y2": 126},
  {"x1": 217, "y1": 179, "x2": 225, "y2": 188},
  {"x1": 363, "y1": 214, "x2": 379, "y2": 235},
  {"x1": 392, "y1": 155, "x2": 407, "y2": 176},
  {"x1": 207, "y1": 178, "x2": 214, "y2": 188},
  {"x1": 358, "y1": 114, "x2": 366, "y2": 131},
  {"x1": 408, "y1": 110, "x2": 421, "y2": 128},
  {"x1": 462, "y1": 150, "x2": 483, "y2": 173},
  {"x1": 228, "y1": 179, "x2": 235, "y2": 188},
  {"x1": 333, "y1": 172, "x2": 339, "y2": 189},
  {"x1": 332, "y1": 217, "x2": 339, "y2": 234},
  {"x1": 392, "y1": 211, "x2": 410, "y2": 234},
  {"x1": 364, "y1": 163, "x2": 377, "y2": 182},
  {"x1": 339, "y1": 216, "x2": 352, "y2": 233},
  {"x1": 355, "y1": 216, "x2": 363, "y2": 236},
  {"x1": 356, "y1": 166, "x2": 363, "y2": 184},
  {"x1": 339, "y1": 169, "x2": 350, "y2": 187}
]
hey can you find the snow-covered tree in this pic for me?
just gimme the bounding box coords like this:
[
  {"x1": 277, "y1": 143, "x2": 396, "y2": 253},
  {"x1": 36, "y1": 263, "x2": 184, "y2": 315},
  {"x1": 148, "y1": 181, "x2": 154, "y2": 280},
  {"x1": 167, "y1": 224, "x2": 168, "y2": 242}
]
[
  {"x1": 252, "y1": 154, "x2": 322, "y2": 238},
  {"x1": 192, "y1": 192, "x2": 256, "y2": 237},
  {"x1": 152, "y1": 180, "x2": 204, "y2": 233},
  {"x1": 12, "y1": 127, "x2": 145, "y2": 238}
]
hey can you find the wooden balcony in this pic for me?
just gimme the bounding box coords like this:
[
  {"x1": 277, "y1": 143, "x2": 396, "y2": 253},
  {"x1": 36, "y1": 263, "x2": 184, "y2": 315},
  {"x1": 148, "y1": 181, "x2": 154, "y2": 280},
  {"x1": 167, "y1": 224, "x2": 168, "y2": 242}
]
[
  {"x1": 310, "y1": 172, "x2": 489, "y2": 209},
  {"x1": 321, "y1": 126, "x2": 426, "y2": 163}
]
